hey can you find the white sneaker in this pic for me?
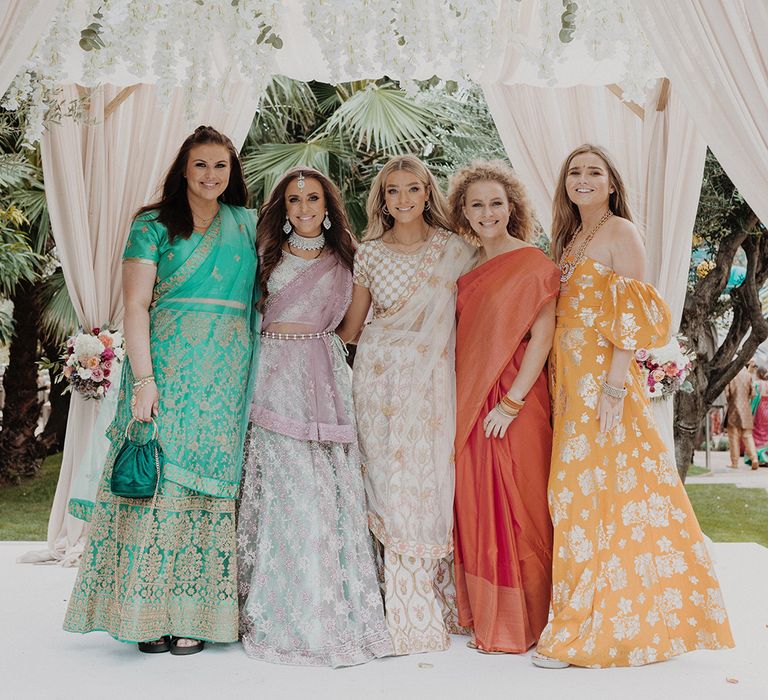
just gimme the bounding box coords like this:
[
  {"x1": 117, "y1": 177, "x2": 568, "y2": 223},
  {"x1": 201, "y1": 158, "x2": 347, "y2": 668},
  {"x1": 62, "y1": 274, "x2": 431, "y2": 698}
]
[{"x1": 531, "y1": 652, "x2": 570, "y2": 669}]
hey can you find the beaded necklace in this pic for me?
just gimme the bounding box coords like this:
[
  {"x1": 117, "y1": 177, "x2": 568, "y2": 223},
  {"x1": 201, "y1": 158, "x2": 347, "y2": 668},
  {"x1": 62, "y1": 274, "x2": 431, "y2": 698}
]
[{"x1": 559, "y1": 210, "x2": 613, "y2": 283}]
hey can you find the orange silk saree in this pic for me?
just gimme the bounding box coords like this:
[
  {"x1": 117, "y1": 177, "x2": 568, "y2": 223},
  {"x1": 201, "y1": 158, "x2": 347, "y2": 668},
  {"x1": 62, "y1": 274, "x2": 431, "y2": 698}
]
[{"x1": 454, "y1": 247, "x2": 560, "y2": 652}]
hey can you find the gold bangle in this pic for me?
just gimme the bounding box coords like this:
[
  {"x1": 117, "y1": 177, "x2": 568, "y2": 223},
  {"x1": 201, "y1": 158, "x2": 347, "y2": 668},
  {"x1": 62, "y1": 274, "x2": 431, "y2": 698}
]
[
  {"x1": 501, "y1": 395, "x2": 525, "y2": 411},
  {"x1": 496, "y1": 403, "x2": 519, "y2": 418}
]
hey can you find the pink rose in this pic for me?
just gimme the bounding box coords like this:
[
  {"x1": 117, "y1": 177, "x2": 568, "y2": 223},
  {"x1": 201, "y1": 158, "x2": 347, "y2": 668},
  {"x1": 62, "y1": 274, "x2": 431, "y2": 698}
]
[
  {"x1": 651, "y1": 368, "x2": 666, "y2": 382},
  {"x1": 635, "y1": 348, "x2": 649, "y2": 362},
  {"x1": 63, "y1": 365, "x2": 74, "y2": 378},
  {"x1": 90, "y1": 368, "x2": 104, "y2": 382},
  {"x1": 98, "y1": 333, "x2": 114, "y2": 348},
  {"x1": 101, "y1": 347, "x2": 115, "y2": 361},
  {"x1": 103, "y1": 368, "x2": 111, "y2": 377},
  {"x1": 85, "y1": 356, "x2": 100, "y2": 369},
  {"x1": 91, "y1": 327, "x2": 101, "y2": 335},
  {"x1": 664, "y1": 363, "x2": 679, "y2": 377}
]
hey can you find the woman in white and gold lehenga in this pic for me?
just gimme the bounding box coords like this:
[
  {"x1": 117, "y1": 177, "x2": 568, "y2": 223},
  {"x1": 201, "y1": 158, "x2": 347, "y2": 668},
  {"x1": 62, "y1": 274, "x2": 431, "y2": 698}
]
[{"x1": 338, "y1": 155, "x2": 474, "y2": 655}]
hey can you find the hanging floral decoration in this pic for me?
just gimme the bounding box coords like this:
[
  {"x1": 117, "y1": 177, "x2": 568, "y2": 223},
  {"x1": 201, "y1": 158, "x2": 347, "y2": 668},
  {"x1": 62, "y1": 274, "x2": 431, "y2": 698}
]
[{"x1": 4, "y1": 0, "x2": 662, "y2": 145}]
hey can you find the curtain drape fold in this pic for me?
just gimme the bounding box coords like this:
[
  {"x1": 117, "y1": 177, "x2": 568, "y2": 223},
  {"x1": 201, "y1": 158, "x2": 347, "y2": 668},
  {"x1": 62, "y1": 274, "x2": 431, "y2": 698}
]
[
  {"x1": 19, "y1": 83, "x2": 258, "y2": 565},
  {"x1": 482, "y1": 78, "x2": 705, "y2": 455}
]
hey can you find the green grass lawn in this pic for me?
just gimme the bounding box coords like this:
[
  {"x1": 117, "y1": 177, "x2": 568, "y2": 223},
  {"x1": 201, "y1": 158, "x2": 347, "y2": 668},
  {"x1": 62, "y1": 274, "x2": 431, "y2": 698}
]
[
  {"x1": 687, "y1": 464, "x2": 710, "y2": 477},
  {"x1": 1, "y1": 452, "x2": 767, "y2": 549},
  {"x1": 0, "y1": 452, "x2": 61, "y2": 540},
  {"x1": 685, "y1": 483, "x2": 768, "y2": 548}
]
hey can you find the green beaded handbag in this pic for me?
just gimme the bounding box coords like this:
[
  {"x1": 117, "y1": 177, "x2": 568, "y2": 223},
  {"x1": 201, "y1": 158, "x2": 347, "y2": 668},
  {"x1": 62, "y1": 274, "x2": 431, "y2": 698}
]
[{"x1": 110, "y1": 418, "x2": 164, "y2": 498}]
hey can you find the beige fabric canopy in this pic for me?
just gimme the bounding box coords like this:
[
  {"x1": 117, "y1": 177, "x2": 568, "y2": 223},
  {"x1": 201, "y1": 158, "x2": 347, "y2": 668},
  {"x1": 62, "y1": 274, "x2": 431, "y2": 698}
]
[{"x1": 1, "y1": 1, "x2": 765, "y2": 563}]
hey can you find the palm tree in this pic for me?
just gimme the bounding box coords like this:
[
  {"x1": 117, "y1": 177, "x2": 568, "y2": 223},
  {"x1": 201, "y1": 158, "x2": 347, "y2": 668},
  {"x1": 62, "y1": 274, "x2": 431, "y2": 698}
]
[
  {"x1": 241, "y1": 78, "x2": 508, "y2": 234},
  {"x1": 0, "y1": 111, "x2": 77, "y2": 482}
]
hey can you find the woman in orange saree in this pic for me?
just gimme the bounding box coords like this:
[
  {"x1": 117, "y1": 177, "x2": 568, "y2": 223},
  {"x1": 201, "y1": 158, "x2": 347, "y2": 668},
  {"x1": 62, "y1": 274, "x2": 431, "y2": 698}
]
[{"x1": 449, "y1": 162, "x2": 560, "y2": 653}]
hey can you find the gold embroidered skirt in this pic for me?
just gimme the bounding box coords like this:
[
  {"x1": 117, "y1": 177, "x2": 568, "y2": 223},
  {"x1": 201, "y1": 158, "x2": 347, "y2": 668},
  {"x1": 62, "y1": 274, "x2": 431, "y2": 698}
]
[{"x1": 63, "y1": 456, "x2": 238, "y2": 644}]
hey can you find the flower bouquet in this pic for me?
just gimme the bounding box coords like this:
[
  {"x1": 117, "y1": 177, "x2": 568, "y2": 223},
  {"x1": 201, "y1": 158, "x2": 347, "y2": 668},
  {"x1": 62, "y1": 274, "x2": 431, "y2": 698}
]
[
  {"x1": 61, "y1": 326, "x2": 125, "y2": 399},
  {"x1": 634, "y1": 336, "x2": 694, "y2": 401}
]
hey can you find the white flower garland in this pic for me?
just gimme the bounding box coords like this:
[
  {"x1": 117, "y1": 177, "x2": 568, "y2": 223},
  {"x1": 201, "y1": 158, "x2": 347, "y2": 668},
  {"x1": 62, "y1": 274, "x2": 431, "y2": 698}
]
[{"x1": 3, "y1": 0, "x2": 662, "y2": 144}]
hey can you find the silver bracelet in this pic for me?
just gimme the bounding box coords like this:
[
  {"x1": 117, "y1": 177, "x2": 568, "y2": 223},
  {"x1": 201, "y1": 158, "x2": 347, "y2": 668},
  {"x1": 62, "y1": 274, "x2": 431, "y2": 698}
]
[{"x1": 601, "y1": 380, "x2": 627, "y2": 400}]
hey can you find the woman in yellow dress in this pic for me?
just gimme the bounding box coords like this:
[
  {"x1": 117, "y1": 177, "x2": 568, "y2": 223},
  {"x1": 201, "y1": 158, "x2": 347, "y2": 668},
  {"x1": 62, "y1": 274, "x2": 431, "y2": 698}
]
[{"x1": 533, "y1": 144, "x2": 734, "y2": 668}]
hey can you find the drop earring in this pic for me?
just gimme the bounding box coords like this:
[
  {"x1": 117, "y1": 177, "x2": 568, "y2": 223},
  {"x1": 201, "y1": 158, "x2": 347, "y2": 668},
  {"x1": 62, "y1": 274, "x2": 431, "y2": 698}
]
[
  {"x1": 323, "y1": 211, "x2": 331, "y2": 230},
  {"x1": 283, "y1": 216, "x2": 292, "y2": 235}
]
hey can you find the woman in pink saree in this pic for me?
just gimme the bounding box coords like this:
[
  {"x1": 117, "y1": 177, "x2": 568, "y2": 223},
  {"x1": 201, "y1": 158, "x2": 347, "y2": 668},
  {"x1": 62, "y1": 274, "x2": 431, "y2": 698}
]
[{"x1": 237, "y1": 168, "x2": 391, "y2": 667}]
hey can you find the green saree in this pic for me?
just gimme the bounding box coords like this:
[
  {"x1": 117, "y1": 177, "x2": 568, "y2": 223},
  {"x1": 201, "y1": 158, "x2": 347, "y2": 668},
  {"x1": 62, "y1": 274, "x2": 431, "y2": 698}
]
[{"x1": 63, "y1": 203, "x2": 258, "y2": 643}]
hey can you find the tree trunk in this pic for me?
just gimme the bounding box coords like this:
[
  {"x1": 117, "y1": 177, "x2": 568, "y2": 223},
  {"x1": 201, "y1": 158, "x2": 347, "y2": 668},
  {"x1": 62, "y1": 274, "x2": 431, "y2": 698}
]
[
  {"x1": 0, "y1": 280, "x2": 45, "y2": 483},
  {"x1": 673, "y1": 362, "x2": 708, "y2": 482}
]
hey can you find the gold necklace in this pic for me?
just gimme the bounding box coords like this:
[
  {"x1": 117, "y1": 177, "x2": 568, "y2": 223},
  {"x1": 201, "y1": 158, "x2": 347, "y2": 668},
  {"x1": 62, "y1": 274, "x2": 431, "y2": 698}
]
[{"x1": 559, "y1": 210, "x2": 613, "y2": 283}]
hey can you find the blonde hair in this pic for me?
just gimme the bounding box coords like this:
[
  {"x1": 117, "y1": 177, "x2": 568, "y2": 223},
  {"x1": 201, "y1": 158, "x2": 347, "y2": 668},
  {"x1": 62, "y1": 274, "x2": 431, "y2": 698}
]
[
  {"x1": 551, "y1": 144, "x2": 633, "y2": 263},
  {"x1": 447, "y1": 160, "x2": 534, "y2": 243},
  {"x1": 364, "y1": 155, "x2": 452, "y2": 241}
]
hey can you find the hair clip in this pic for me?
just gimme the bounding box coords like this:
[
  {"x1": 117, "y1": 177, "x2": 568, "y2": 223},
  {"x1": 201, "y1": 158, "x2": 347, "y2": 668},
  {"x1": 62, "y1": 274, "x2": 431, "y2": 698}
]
[{"x1": 297, "y1": 172, "x2": 305, "y2": 190}]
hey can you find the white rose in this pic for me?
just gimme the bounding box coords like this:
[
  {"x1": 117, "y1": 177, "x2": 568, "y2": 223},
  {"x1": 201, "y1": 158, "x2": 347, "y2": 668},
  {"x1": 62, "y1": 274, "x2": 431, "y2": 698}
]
[
  {"x1": 74, "y1": 334, "x2": 103, "y2": 357},
  {"x1": 77, "y1": 367, "x2": 92, "y2": 380}
]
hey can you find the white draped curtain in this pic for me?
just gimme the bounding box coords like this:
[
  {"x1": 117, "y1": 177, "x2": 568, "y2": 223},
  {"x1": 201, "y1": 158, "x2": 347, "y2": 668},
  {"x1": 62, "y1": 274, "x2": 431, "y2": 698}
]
[
  {"x1": 20, "y1": 83, "x2": 259, "y2": 564},
  {"x1": 631, "y1": 0, "x2": 768, "y2": 229},
  {"x1": 0, "y1": 0, "x2": 58, "y2": 98},
  {"x1": 482, "y1": 78, "x2": 706, "y2": 453}
]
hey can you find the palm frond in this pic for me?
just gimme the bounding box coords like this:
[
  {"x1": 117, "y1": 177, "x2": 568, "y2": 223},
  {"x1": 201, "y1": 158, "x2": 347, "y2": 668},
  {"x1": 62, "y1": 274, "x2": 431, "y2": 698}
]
[
  {"x1": 0, "y1": 153, "x2": 35, "y2": 189},
  {"x1": 37, "y1": 269, "x2": 78, "y2": 346},
  {"x1": 247, "y1": 76, "x2": 319, "y2": 146},
  {"x1": 311, "y1": 81, "x2": 342, "y2": 114},
  {"x1": 0, "y1": 299, "x2": 14, "y2": 345},
  {"x1": 0, "y1": 228, "x2": 41, "y2": 297},
  {"x1": 242, "y1": 138, "x2": 347, "y2": 204},
  {"x1": 11, "y1": 182, "x2": 49, "y2": 252},
  {"x1": 320, "y1": 86, "x2": 438, "y2": 155}
]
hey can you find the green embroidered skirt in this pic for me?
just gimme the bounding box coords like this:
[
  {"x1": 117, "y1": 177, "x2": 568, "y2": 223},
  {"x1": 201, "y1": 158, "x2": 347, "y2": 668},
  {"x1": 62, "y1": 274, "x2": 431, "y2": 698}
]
[{"x1": 63, "y1": 439, "x2": 238, "y2": 643}]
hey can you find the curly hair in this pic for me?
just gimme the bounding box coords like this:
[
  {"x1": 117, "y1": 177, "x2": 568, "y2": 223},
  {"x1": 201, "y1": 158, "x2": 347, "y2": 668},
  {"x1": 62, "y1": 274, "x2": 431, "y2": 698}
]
[
  {"x1": 447, "y1": 160, "x2": 534, "y2": 242},
  {"x1": 257, "y1": 167, "x2": 355, "y2": 308}
]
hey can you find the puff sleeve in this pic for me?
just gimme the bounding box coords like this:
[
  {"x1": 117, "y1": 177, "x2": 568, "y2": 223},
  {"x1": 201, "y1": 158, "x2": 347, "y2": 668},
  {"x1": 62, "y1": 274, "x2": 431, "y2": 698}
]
[{"x1": 597, "y1": 273, "x2": 671, "y2": 350}]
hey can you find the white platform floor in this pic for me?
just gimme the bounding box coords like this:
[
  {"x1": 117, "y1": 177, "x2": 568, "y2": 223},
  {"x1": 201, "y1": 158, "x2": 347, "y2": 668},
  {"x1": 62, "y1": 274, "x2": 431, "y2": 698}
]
[{"x1": 2, "y1": 541, "x2": 767, "y2": 700}]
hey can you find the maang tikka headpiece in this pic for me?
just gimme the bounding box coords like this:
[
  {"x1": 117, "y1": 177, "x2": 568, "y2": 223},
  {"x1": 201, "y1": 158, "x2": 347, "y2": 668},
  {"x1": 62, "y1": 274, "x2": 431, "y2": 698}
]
[{"x1": 297, "y1": 171, "x2": 305, "y2": 190}]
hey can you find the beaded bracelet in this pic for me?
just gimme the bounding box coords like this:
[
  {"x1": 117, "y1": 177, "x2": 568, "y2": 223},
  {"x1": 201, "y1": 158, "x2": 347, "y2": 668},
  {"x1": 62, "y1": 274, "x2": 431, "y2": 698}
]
[
  {"x1": 133, "y1": 375, "x2": 156, "y2": 392},
  {"x1": 601, "y1": 380, "x2": 627, "y2": 400}
]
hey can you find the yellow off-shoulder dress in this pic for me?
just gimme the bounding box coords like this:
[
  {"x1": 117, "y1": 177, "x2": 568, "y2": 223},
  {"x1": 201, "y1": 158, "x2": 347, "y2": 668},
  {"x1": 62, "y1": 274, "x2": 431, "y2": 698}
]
[{"x1": 537, "y1": 257, "x2": 734, "y2": 667}]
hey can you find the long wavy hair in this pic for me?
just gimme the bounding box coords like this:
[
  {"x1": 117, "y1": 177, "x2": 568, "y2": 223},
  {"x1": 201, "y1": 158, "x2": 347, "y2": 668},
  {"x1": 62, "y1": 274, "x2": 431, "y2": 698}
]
[
  {"x1": 364, "y1": 155, "x2": 452, "y2": 241},
  {"x1": 551, "y1": 143, "x2": 633, "y2": 263},
  {"x1": 135, "y1": 125, "x2": 247, "y2": 243},
  {"x1": 257, "y1": 167, "x2": 355, "y2": 307},
  {"x1": 447, "y1": 160, "x2": 534, "y2": 243}
]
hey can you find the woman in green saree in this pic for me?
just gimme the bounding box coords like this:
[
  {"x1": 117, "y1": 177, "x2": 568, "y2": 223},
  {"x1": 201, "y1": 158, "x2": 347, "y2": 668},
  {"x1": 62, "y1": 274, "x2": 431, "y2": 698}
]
[{"x1": 63, "y1": 126, "x2": 259, "y2": 655}]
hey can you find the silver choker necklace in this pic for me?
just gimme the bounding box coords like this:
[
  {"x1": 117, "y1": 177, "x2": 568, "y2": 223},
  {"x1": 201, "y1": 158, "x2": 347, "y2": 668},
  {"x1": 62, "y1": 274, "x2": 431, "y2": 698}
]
[{"x1": 288, "y1": 231, "x2": 325, "y2": 251}]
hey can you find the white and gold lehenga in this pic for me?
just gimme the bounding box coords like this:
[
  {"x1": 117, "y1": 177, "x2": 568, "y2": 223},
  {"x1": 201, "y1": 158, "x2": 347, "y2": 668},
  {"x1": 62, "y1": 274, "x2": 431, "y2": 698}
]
[{"x1": 352, "y1": 230, "x2": 474, "y2": 654}]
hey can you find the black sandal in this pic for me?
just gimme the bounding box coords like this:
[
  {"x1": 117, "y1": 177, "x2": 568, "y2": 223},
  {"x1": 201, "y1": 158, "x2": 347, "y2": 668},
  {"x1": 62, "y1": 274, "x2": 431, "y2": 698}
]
[
  {"x1": 169, "y1": 637, "x2": 205, "y2": 656},
  {"x1": 138, "y1": 636, "x2": 171, "y2": 654}
]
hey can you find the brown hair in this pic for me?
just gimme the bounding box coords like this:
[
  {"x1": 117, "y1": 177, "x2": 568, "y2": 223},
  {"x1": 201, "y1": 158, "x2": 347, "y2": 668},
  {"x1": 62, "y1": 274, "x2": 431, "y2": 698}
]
[
  {"x1": 257, "y1": 167, "x2": 355, "y2": 307},
  {"x1": 757, "y1": 366, "x2": 768, "y2": 381},
  {"x1": 364, "y1": 155, "x2": 452, "y2": 241},
  {"x1": 551, "y1": 144, "x2": 633, "y2": 263},
  {"x1": 447, "y1": 160, "x2": 534, "y2": 242},
  {"x1": 135, "y1": 125, "x2": 247, "y2": 242}
]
